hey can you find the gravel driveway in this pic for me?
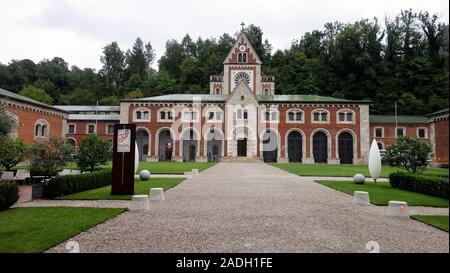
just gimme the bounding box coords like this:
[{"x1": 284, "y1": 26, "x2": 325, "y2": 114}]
[{"x1": 47, "y1": 162, "x2": 449, "y2": 253}]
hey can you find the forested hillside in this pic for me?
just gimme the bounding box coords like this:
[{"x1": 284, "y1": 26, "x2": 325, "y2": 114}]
[{"x1": 0, "y1": 9, "x2": 448, "y2": 115}]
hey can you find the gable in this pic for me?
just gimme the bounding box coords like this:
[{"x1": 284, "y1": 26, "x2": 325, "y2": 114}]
[
  {"x1": 223, "y1": 33, "x2": 262, "y2": 65},
  {"x1": 226, "y1": 80, "x2": 258, "y2": 106}
]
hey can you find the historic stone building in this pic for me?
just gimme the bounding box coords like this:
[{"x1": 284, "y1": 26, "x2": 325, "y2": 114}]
[{"x1": 120, "y1": 33, "x2": 372, "y2": 164}]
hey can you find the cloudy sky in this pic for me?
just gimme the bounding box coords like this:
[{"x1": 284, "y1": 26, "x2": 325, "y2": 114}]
[{"x1": 1, "y1": 0, "x2": 448, "y2": 70}]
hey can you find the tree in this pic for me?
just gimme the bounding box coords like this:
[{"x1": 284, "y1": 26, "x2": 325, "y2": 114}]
[
  {"x1": 125, "y1": 89, "x2": 144, "y2": 99},
  {"x1": 19, "y1": 85, "x2": 54, "y2": 104},
  {"x1": 0, "y1": 106, "x2": 13, "y2": 137},
  {"x1": 99, "y1": 96, "x2": 119, "y2": 105},
  {"x1": 384, "y1": 136, "x2": 433, "y2": 174},
  {"x1": 59, "y1": 88, "x2": 97, "y2": 105},
  {"x1": 76, "y1": 134, "x2": 111, "y2": 172},
  {"x1": 0, "y1": 138, "x2": 28, "y2": 171},
  {"x1": 28, "y1": 137, "x2": 74, "y2": 176},
  {"x1": 126, "y1": 37, "x2": 155, "y2": 78},
  {"x1": 99, "y1": 42, "x2": 126, "y2": 97}
]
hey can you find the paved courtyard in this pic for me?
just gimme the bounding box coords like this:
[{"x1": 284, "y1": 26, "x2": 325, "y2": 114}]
[{"x1": 48, "y1": 162, "x2": 449, "y2": 253}]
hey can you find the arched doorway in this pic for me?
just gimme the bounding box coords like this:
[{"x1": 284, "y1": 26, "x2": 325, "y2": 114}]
[
  {"x1": 262, "y1": 130, "x2": 278, "y2": 163},
  {"x1": 182, "y1": 129, "x2": 198, "y2": 162},
  {"x1": 136, "y1": 129, "x2": 149, "y2": 161},
  {"x1": 158, "y1": 129, "x2": 173, "y2": 161},
  {"x1": 206, "y1": 129, "x2": 222, "y2": 162},
  {"x1": 338, "y1": 132, "x2": 354, "y2": 164},
  {"x1": 313, "y1": 131, "x2": 328, "y2": 163},
  {"x1": 287, "y1": 131, "x2": 302, "y2": 162}
]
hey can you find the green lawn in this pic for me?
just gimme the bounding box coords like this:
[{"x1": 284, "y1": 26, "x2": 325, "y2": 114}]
[
  {"x1": 57, "y1": 178, "x2": 185, "y2": 200},
  {"x1": 272, "y1": 163, "x2": 448, "y2": 178},
  {"x1": 62, "y1": 161, "x2": 215, "y2": 174},
  {"x1": 137, "y1": 162, "x2": 215, "y2": 174},
  {"x1": 0, "y1": 207, "x2": 125, "y2": 253},
  {"x1": 316, "y1": 180, "x2": 449, "y2": 207},
  {"x1": 411, "y1": 215, "x2": 449, "y2": 232}
]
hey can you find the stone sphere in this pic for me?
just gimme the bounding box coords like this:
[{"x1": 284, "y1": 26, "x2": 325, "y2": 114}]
[
  {"x1": 353, "y1": 173, "x2": 365, "y2": 184},
  {"x1": 139, "y1": 170, "x2": 151, "y2": 181}
]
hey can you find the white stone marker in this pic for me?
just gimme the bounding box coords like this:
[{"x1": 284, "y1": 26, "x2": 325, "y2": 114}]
[
  {"x1": 191, "y1": 169, "x2": 199, "y2": 175},
  {"x1": 386, "y1": 201, "x2": 409, "y2": 219},
  {"x1": 353, "y1": 191, "x2": 370, "y2": 206},
  {"x1": 149, "y1": 187, "x2": 165, "y2": 202},
  {"x1": 129, "y1": 195, "x2": 150, "y2": 211}
]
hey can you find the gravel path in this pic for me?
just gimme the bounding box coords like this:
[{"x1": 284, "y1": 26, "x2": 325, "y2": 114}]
[{"x1": 47, "y1": 162, "x2": 448, "y2": 253}]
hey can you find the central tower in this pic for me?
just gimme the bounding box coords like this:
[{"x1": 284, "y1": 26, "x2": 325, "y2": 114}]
[{"x1": 210, "y1": 31, "x2": 275, "y2": 95}]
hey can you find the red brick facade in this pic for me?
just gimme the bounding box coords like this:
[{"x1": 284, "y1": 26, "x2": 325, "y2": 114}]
[
  {"x1": 2, "y1": 100, "x2": 66, "y2": 145},
  {"x1": 66, "y1": 120, "x2": 119, "y2": 147}
]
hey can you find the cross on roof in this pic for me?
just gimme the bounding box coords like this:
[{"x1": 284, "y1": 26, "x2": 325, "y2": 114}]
[{"x1": 240, "y1": 22, "x2": 245, "y2": 32}]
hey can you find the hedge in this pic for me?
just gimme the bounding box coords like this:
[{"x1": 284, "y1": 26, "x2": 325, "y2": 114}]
[
  {"x1": 389, "y1": 171, "x2": 449, "y2": 199},
  {"x1": 0, "y1": 182, "x2": 19, "y2": 210},
  {"x1": 45, "y1": 170, "x2": 112, "y2": 197}
]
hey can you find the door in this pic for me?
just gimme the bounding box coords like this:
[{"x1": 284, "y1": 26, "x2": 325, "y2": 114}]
[
  {"x1": 262, "y1": 131, "x2": 278, "y2": 163},
  {"x1": 237, "y1": 138, "x2": 247, "y2": 157},
  {"x1": 338, "y1": 132, "x2": 354, "y2": 164},
  {"x1": 288, "y1": 131, "x2": 302, "y2": 162},
  {"x1": 313, "y1": 131, "x2": 327, "y2": 163},
  {"x1": 136, "y1": 130, "x2": 149, "y2": 161}
]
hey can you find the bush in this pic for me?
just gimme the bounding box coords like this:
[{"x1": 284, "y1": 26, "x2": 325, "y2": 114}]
[
  {"x1": 384, "y1": 137, "x2": 432, "y2": 174},
  {"x1": 45, "y1": 170, "x2": 112, "y2": 197},
  {"x1": 28, "y1": 137, "x2": 74, "y2": 177},
  {"x1": 0, "y1": 137, "x2": 28, "y2": 171},
  {"x1": 389, "y1": 171, "x2": 449, "y2": 199},
  {"x1": 0, "y1": 182, "x2": 19, "y2": 210},
  {"x1": 76, "y1": 134, "x2": 112, "y2": 172}
]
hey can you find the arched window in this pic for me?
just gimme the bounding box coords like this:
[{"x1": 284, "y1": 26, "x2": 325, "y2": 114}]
[
  {"x1": 262, "y1": 109, "x2": 279, "y2": 123},
  {"x1": 206, "y1": 108, "x2": 223, "y2": 122},
  {"x1": 158, "y1": 108, "x2": 175, "y2": 122},
  {"x1": 336, "y1": 109, "x2": 355, "y2": 124},
  {"x1": 242, "y1": 52, "x2": 247, "y2": 63},
  {"x1": 182, "y1": 108, "x2": 199, "y2": 122},
  {"x1": 215, "y1": 88, "x2": 221, "y2": 95},
  {"x1": 286, "y1": 109, "x2": 304, "y2": 123},
  {"x1": 311, "y1": 109, "x2": 330, "y2": 124},
  {"x1": 34, "y1": 119, "x2": 49, "y2": 139},
  {"x1": 133, "y1": 107, "x2": 151, "y2": 122}
]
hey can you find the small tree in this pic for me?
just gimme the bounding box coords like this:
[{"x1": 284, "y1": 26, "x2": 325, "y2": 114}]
[
  {"x1": 76, "y1": 134, "x2": 112, "y2": 172},
  {"x1": 28, "y1": 137, "x2": 74, "y2": 177},
  {"x1": 0, "y1": 138, "x2": 28, "y2": 171},
  {"x1": 0, "y1": 106, "x2": 13, "y2": 137},
  {"x1": 384, "y1": 136, "x2": 432, "y2": 174}
]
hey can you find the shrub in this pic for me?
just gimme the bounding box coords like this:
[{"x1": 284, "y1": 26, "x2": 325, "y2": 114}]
[
  {"x1": 389, "y1": 171, "x2": 449, "y2": 199},
  {"x1": 384, "y1": 136, "x2": 432, "y2": 174},
  {"x1": 28, "y1": 136, "x2": 74, "y2": 177},
  {"x1": 0, "y1": 137, "x2": 28, "y2": 171},
  {"x1": 45, "y1": 170, "x2": 112, "y2": 197},
  {"x1": 0, "y1": 182, "x2": 19, "y2": 210},
  {"x1": 76, "y1": 134, "x2": 112, "y2": 172}
]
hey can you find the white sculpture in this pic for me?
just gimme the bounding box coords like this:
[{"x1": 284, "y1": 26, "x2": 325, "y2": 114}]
[
  {"x1": 135, "y1": 141, "x2": 139, "y2": 174},
  {"x1": 368, "y1": 139, "x2": 381, "y2": 184},
  {"x1": 353, "y1": 173, "x2": 365, "y2": 184},
  {"x1": 139, "y1": 169, "x2": 151, "y2": 180}
]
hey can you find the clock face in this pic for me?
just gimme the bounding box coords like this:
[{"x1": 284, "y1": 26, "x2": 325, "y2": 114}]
[{"x1": 239, "y1": 45, "x2": 246, "y2": 52}]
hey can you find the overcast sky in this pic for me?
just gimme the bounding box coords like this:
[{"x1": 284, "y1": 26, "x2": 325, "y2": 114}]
[{"x1": 0, "y1": 0, "x2": 448, "y2": 70}]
